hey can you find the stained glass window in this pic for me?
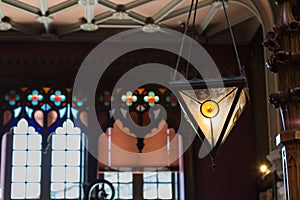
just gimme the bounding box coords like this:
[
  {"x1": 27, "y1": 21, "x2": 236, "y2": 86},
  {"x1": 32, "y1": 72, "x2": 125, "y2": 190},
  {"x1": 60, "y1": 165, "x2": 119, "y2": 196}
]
[
  {"x1": 143, "y1": 172, "x2": 174, "y2": 200},
  {"x1": 1, "y1": 88, "x2": 87, "y2": 200},
  {"x1": 104, "y1": 172, "x2": 133, "y2": 199},
  {"x1": 50, "y1": 119, "x2": 84, "y2": 199},
  {"x1": 11, "y1": 119, "x2": 42, "y2": 199}
]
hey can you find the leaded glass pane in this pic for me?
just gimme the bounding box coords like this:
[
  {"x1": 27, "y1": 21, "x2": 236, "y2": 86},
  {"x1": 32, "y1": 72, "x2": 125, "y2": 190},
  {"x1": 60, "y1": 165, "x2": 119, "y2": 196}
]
[
  {"x1": 158, "y1": 184, "x2": 172, "y2": 199},
  {"x1": 144, "y1": 183, "x2": 157, "y2": 199},
  {"x1": 11, "y1": 119, "x2": 42, "y2": 199},
  {"x1": 50, "y1": 119, "x2": 84, "y2": 199}
]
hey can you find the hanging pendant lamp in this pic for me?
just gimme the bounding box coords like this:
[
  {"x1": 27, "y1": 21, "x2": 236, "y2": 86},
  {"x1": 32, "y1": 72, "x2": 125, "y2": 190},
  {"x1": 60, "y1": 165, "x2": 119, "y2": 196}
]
[{"x1": 170, "y1": 0, "x2": 249, "y2": 164}]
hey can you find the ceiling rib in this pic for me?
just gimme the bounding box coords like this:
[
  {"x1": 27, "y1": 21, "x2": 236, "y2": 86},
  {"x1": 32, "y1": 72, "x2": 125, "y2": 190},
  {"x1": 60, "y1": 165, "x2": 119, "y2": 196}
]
[
  {"x1": 154, "y1": 0, "x2": 184, "y2": 23},
  {"x1": 98, "y1": 20, "x2": 141, "y2": 28},
  {"x1": 205, "y1": 11, "x2": 254, "y2": 37},
  {"x1": 57, "y1": 22, "x2": 82, "y2": 35},
  {"x1": 10, "y1": 21, "x2": 38, "y2": 35},
  {"x1": 159, "y1": 0, "x2": 212, "y2": 24},
  {"x1": 127, "y1": 11, "x2": 146, "y2": 24},
  {"x1": 48, "y1": 0, "x2": 78, "y2": 16},
  {"x1": 94, "y1": 11, "x2": 113, "y2": 24},
  {"x1": 125, "y1": 0, "x2": 153, "y2": 10},
  {"x1": 98, "y1": 0, "x2": 118, "y2": 10},
  {"x1": 1, "y1": 0, "x2": 39, "y2": 16},
  {"x1": 198, "y1": 2, "x2": 220, "y2": 35},
  {"x1": 38, "y1": 0, "x2": 51, "y2": 33}
]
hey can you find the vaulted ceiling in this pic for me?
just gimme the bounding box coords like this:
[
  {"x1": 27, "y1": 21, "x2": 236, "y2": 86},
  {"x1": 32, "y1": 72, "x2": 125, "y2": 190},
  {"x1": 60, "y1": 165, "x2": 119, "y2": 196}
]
[{"x1": 0, "y1": 0, "x2": 265, "y2": 43}]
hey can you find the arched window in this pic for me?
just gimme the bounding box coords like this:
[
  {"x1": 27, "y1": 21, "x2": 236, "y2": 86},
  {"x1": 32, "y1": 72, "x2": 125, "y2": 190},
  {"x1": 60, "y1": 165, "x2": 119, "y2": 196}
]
[
  {"x1": 0, "y1": 88, "x2": 87, "y2": 200},
  {"x1": 97, "y1": 86, "x2": 183, "y2": 200},
  {"x1": 51, "y1": 119, "x2": 85, "y2": 199},
  {"x1": 11, "y1": 119, "x2": 42, "y2": 199}
]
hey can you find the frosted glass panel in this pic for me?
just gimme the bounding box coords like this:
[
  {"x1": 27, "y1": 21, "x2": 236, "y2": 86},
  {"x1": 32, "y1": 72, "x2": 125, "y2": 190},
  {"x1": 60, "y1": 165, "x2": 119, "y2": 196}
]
[
  {"x1": 11, "y1": 183, "x2": 25, "y2": 199},
  {"x1": 13, "y1": 135, "x2": 27, "y2": 150},
  {"x1": 51, "y1": 183, "x2": 65, "y2": 199},
  {"x1": 119, "y1": 184, "x2": 133, "y2": 199},
  {"x1": 143, "y1": 172, "x2": 157, "y2": 182},
  {"x1": 119, "y1": 172, "x2": 133, "y2": 183},
  {"x1": 158, "y1": 184, "x2": 172, "y2": 199},
  {"x1": 27, "y1": 167, "x2": 41, "y2": 182},
  {"x1": 11, "y1": 119, "x2": 42, "y2": 200},
  {"x1": 112, "y1": 184, "x2": 119, "y2": 198},
  {"x1": 67, "y1": 135, "x2": 81, "y2": 150},
  {"x1": 26, "y1": 183, "x2": 40, "y2": 199},
  {"x1": 104, "y1": 172, "x2": 118, "y2": 183},
  {"x1": 66, "y1": 183, "x2": 80, "y2": 199},
  {"x1": 66, "y1": 167, "x2": 80, "y2": 182},
  {"x1": 52, "y1": 151, "x2": 66, "y2": 166},
  {"x1": 144, "y1": 183, "x2": 157, "y2": 199},
  {"x1": 12, "y1": 167, "x2": 26, "y2": 182},
  {"x1": 27, "y1": 135, "x2": 42, "y2": 150},
  {"x1": 52, "y1": 135, "x2": 66, "y2": 150},
  {"x1": 158, "y1": 172, "x2": 172, "y2": 182},
  {"x1": 51, "y1": 167, "x2": 65, "y2": 182},
  {"x1": 27, "y1": 151, "x2": 41, "y2": 166},
  {"x1": 51, "y1": 120, "x2": 84, "y2": 199},
  {"x1": 66, "y1": 151, "x2": 80, "y2": 166},
  {"x1": 12, "y1": 151, "x2": 27, "y2": 166}
]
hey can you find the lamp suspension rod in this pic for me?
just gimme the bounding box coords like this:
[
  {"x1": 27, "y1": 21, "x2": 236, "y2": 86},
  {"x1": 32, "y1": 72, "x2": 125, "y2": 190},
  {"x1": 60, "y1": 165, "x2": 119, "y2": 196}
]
[
  {"x1": 172, "y1": 0, "x2": 196, "y2": 81},
  {"x1": 220, "y1": 0, "x2": 245, "y2": 78},
  {"x1": 185, "y1": 0, "x2": 199, "y2": 78}
]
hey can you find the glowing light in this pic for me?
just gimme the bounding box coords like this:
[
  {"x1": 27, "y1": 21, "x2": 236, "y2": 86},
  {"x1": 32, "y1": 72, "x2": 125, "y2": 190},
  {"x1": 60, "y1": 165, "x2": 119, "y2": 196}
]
[
  {"x1": 200, "y1": 100, "x2": 219, "y2": 118},
  {"x1": 259, "y1": 164, "x2": 270, "y2": 174}
]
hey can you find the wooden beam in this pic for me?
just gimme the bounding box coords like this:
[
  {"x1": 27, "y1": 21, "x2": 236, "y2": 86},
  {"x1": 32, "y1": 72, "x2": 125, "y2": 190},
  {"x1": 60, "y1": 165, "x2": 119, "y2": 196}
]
[
  {"x1": 1, "y1": 0, "x2": 39, "y2": 16},
  {"x1": 159, "y1": 0, "x2": 212, "y2": 23},
  {"x1": 153, "y1": 0, "x2": 184, "y2": 23},
  {"x1": 48, "y1": 0, "x2": 78, "y2": 16},
  {"x1": 205, "y1": 11, "x2": 253, "y2": 37}
]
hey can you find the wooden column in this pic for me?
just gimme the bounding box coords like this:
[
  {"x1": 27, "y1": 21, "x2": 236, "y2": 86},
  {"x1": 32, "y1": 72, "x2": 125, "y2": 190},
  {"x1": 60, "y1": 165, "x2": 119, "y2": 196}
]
[{"x1": 263, "y1": 0, "x2": 300, "y2": 199}]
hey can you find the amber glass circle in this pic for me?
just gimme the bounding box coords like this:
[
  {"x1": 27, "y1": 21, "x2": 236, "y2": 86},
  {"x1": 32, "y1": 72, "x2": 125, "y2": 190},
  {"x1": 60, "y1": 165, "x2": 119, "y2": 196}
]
[{"x1": 200, "y1": 100, "x2": 219, "y2": 118}]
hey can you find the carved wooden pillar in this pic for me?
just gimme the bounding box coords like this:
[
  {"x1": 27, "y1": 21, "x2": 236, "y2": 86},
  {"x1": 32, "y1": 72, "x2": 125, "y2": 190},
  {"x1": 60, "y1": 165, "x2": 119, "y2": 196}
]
[{"x1": 263, "y1": 0, "x2": 300, "y2": 199}]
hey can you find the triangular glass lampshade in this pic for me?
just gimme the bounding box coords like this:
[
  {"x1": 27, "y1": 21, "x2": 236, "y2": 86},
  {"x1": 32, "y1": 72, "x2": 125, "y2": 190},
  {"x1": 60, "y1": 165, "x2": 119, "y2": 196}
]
[{"x1": 171, "y1": 77, "x2": 249, "y2": 156}]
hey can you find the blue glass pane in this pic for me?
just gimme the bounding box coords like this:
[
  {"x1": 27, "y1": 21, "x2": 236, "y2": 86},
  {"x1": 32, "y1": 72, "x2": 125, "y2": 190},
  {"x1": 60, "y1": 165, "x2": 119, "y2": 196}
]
[
  {"x1": 71, "y1": 108, "x2": 79, "y2": 119},
  {"x1": 41, "y1": 103, "x2": 51, "y2": 111},
  {"x1": 25, "y1": 106, "x2": 33, "y2": 118},
  {"x1": 14, "y1": 107, "x2": 22, "y2": 118},
  {"x1": 59, "y1": 108, "x2": 66, "y2": 118}
]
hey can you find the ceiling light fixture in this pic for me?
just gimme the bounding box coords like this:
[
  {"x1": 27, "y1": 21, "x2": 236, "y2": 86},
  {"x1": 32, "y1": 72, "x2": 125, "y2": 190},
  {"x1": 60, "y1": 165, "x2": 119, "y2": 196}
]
[
  {"x1": 80, "y1": 23, "x2": 99, "y2": 31},
  {"x1": 0, "y1": 21, "x2": 12, "y2": 31},
  {"x1": 170, "y1": 0, "x2": 249, "y2": 167},
  {"x1": 142, "y1": 24, "x2": 160, "y2": 33},
  {"x1": 113, "y1": 11, "x2": 129, "y2": 20}
]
